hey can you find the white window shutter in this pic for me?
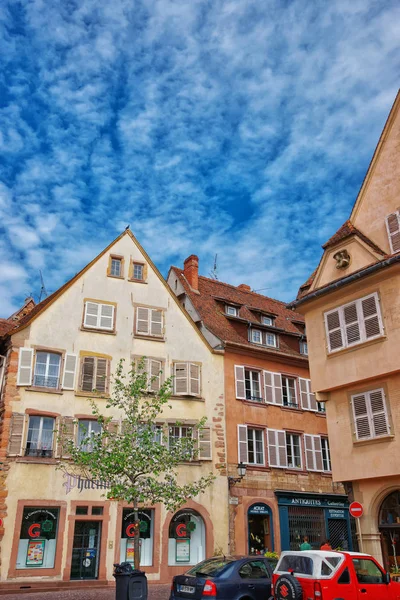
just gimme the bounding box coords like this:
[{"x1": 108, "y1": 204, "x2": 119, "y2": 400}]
[
  {"x1": 370, "y1": 389, "x2": 390, "y2": 436},
  {"x1": 314, "y1": 436, "x2": 323, "y2": 471},
  {"x1": 325, "y1": 310, "x2": 344, "y2": 352},
  {"x1": 174, "y1": 363, "x2": 188, "y2": 395},
  {"x1": 8, "y1": 413, "x2": 26, "y2": 456},
  {"x1": 273, "y1": 373, "x2": 283, "y2": 405},
  {"x1": 299, "y1": 378, "x2": 310, "y2": 410},
  {"x1": 198, "y1": 427, "x2": 212, "y2": 460},
  {"x1": 237, "y1": 425, "x2": 248, "y2": 463},
  {"x1": 309, "y1": 387, "x2": 318, "y2": 411},
  {"x1": 267, "y1": 429, "x2": 287, "y2": 468},
  {"x1": 150, "y1": 309, "x2": 163, "y2": 337},
  {"x1": 235, "y1": 366, "x2": 246, "y2": 399},
  {"x1": 100, "y1": 304, "x2": 114, "y2": 330},
  {"x1": 343, "y1": 302, "x2": 361, "y2": 346},
  {"x1": 62, "y1": 354, "x2": 77, "y2": 390},
  {"x1": 352, "y1": 393, "x2": 371, "y2": 439},
  {"x1": 361, "y1": 294, "x2": 383, "y2": 340},
  {"x1": 137, "y1": 307, "x2": 150, "y2": 335},
  {"x1": 386, "y1": 211, "x2": 400, "y2": 253},
  {"x1": 304, "y1": 434, "x2": 315, "y2": 470},
  {"x1": 0, "y1": 354, "x2": 6, "y2": 394},
  {"x1": 17, "y1": 348, "x2": 34, "y2": 386},
  {"x1": 84, "y1": 302, "x2": 99, "y2": 328},
  {"x1": 264, "y1": 371, "x2": 282, "y2": 405},
  {"x1": 189, "y1": 363, "x2": 201, "y2": 396},
  {"x1": 277, "y1": 429, "x2": 288, "y2": 467},
  {"x1": 149, "y1": 359, "x2": 162, "y2": 393}
]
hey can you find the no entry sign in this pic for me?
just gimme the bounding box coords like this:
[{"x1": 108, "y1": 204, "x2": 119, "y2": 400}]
[{"x1": 349, "y1": 501, "x2": 364, "y2": 518}]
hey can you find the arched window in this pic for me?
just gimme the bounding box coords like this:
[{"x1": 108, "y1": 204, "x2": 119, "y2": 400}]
[
  {"x1": 379, "y1": 491, "x2": 400, "y2": 526},
  {"x1": 168, "y1": 509, "x2": 205, "y2": 566}
]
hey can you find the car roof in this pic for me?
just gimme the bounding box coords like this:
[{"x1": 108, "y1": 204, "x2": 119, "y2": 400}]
[{"x1": 278, "y1": 550, "x2": 372, "y2": 559}]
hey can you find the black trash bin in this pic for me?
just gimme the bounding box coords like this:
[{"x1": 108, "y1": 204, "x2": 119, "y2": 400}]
[{"x1": 114, "y1": 563, "x2": 148, "y2": 600}]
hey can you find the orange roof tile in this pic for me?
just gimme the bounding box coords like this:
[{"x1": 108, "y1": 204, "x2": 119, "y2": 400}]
[{"x1": 322, "y1": 219, "x2": 386, "y2": 255}]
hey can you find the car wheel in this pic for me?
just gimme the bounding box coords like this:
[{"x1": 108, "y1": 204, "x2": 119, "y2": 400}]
[{"x1": 274, "y1": 574, "x2": 303, "y2": 600}]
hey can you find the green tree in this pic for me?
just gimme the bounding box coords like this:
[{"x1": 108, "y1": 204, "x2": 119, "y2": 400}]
[{"x1": 59, "y1": 359, "x2": 215, "y2": 570}]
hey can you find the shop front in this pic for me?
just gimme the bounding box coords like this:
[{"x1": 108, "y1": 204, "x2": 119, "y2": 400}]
[
  {"x1": 379, "y1": 490, "x2": 400, "y2": 572},
  {"x1": 276, "y1": 491, "x2": 351, "y2": 551},
  {"x1": 247, "y1": 503, "x2": 274, "y2": 555}
]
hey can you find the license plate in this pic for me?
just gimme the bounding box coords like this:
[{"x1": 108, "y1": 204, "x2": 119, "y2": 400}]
[{"x1": 177, "y1": 585, "x2": 195, "y2": 593}]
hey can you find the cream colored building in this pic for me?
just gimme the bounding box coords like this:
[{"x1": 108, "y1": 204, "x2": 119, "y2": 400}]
[
  {"x1": 291, "y1": 91, "x2": 400, "y2": 568},
  {"x1": 0, "y1": 230, "x2": 226, "y2": 589}
]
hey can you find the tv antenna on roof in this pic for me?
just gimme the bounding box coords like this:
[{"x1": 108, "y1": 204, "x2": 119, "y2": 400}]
[
  {"x1": 38, "y1": 271, "x2": 48, "y2": 302},
  {"x1": 209, "y1": 254, "x2": 219, "y2": 280}
]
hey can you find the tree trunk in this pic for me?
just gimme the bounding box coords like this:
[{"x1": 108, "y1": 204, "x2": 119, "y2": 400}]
[{"x1": 133, "y1": 503, "x2": 140, "y2": 570}]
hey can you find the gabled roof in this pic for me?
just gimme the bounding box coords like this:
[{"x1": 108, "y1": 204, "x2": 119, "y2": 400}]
[
  {"x1": 170, "y1": 267, "x2": 307, "y2": 359},
  {"x1": 322, "y1": 219, "x2": 386, "y2": 255}
]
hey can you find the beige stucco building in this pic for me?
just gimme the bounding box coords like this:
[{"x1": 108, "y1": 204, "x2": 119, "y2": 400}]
[
  {"x1": 0, "y1": 230, "x2": 226, "y2": 590},
  {"x1": 291, "y1": 91, "x2": 400, "y2": 569}
]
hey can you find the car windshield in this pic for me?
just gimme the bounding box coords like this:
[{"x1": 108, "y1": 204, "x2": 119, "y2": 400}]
[
  {"x1": 186, "y1": 558, "x2": 235, "y2": 577},
  {"x1": 278, "y1": 555, "x2": 313, "y2": 576}
]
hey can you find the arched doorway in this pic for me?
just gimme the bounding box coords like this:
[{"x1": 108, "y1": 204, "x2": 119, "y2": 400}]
[
  {"x1": 247, "y1": 503, "x2": 274, "y2": 555},
  {"x1": 168, "y1": 509, "x2": 206, "y2": 566},
  {"x1": 379, "y1": 491, "x2": 400, "y2": 571}
]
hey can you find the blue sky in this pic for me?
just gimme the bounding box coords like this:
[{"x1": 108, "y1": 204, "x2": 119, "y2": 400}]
[{"x1": 1, "y1": 0, "x2": 399, "y2": 317}]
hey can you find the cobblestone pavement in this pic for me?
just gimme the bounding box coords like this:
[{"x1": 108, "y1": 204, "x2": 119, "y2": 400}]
[{"x1": 0, "y1": 584, "x2": 171, "y2": 600}]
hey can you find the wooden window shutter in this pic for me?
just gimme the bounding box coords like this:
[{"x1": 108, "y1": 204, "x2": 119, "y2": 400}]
[
  {"x1": 198, "y1": 427, "x2": 212, "y2": 460},
  {"x1": 84, "y1": 302, "x2": 99, "y2": 328},
  {"x1": 343, "y1": 302, "x2": 361, "y2": 346},
  {"x1": 0, "y1": 354, "x2": 6, "y2": 394},
  {"x1": 361, "y1": 294, "x2": 383, "y2": 340},
  {"x1": 17, "y1": 348, "x2": 34, "y2": 386},
  {"x1": 369, "y1": 389, "x2": 390, "y2": 436},
  {"x1": 100, "y1": 304, "x2": 114, "y2": 329},
  {"x1": 352, "y1": 393, "x2": 371, "y2": 440},
  {"x1": 148, "y1": 359, "x2": 162, "y2": 392},
  {"x1": 263, "y1": 371, "x2": 283, "y2": 405},
  {"x1": 150, "y1": 309, "x2": 163, "y2": 337},
  {"x1": 235, "y1": 366, "x2": 246, "y2": 399},
  {"x1": 58, "y1": 417, "x2": 76, "y2": 458},
  {"x1": 189, "y1": 363, "x2": 201, "y2": 396},
  {"x1": 313, "y1": 435, "x2": 323, "y2": 471},
  {"x1": 273, "y1": 373, "x2": 283, "y2": 405},
  {"x1": 136, "y1": 307, "x2": 150, "y2": 335},
  {"x1": 81, "y1": 357, "x2": 95, "y2": 392},
  {"x1": 267, "y1": 429, "x2": 287, "y2": 468},
  {"x1": 237, "y1": 425, "x2": 248, "y2": 463},
  {"x1": 8, "y1": 413, "x2": 26, "y2": 456},
  {"x1": 174, "y1": 363, "x2": 188, "y2": 395},
  {"x1": 95, "y1": 358, "x2": 108, "y2": 393},
  {"x1": 325, "y1": 310, "x2": 344, "y2": 352},
  {"x1": 304, "y1": 434, "x2": 315, "y2": 470},
  {"x1": 276, "y1": 430, "x2": 287, "y2": 468},
  {"x1": 299, "y1": 378, "x2": 310, "y2": 410},
  {"x1": 62, "y1": 354, "x2": 77, "y2": 390},
  {"x1": 386, "y1": 211, "x2": 400, "y2": 253}
]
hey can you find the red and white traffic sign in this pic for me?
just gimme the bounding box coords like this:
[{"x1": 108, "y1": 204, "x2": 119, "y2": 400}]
[{"x1": 349, "y1": 501, "x2": 364, "y2": 518}]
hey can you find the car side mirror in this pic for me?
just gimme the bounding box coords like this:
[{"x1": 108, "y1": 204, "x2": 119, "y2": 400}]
[{"x1": 384, "y1": 571, "x2": 391, "y2": 584}]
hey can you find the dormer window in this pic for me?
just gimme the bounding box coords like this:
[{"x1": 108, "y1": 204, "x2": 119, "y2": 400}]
[
  {"x1": 300, "y1": 341, "x2": 308, "y2": 355},
  {"x1": 251, "y1": 329, "x2": 262, "y2": 344},
  {"x1": 226, "y1": 305, "x2": 238, "y2": 317},
  {"x1": 261, "y1": 316, "x2": 274, "y2": 326},
  {"x1": 249, "y1": 329, "x2": 278, "y2": 348},
  {"x1": 266, "y1": 333, "x2": 277, "y2": 347}
]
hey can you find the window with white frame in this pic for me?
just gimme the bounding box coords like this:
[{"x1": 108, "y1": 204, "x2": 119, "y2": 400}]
[
  {"x1": 25, "y1": 416, "x2": 55, "y2": 458},
  {"x1": 33, "y1": 352, "x2": 61, "y2": 389},
  {"x1": 80, "y1": 357, "x2": 109, "y2": 394},
  {"x1": 385, "y1": 211, "x2": 400, "y2": 254},
  {"x1": 317, "y1": 401, "x2": 326, "y2": 414},
  {"x1": 132, "y1": 262, "x2": 144, "y2": 281},
  {"x1": 110, "y1": 257, "x2": 122, "y2": 277},
  {"x1": 78, "y1": 420, "x2": 102, "y2": 452},
  {"x1": 251, "y1": 329, "x2": 262, "y2": 344},
  {"x1": 282, "y1": 376, "x2": 298, "y2": 408},
  {"x1": 83, "y1": 301, "x2": 115, "y2": 331},
  {"x1": 261, "y1": 315, "x2": 274, "y2": 326},
  {"x1": 321, "y1": 438, "x2": 331, "y2": 472},
  {"x1": 168, "y1": 425, "x2": 193, "y2": 459},
  {"x1": 266, "y1": 332, "x2": 277, "y2": 347},
  {"x1": 237, "y1": 425, "x2": 264, "y2": 465},
  {"x1": 299, "y1": 341, "x2": 308, "y2": 355},
  {"x1": 299, "y1": 378, "x2": 318, "y2": 411},
  {"x1": 135, "y1": 307, "x2": 164, "y2": 338},
  {"x1": 351, "y1": 388, "x2": 390, "y2": 441},
  {"x1": 244, "y1": 369, "x2": 262, "y2": 402},
  {"x1": 226, "y1": 305, "x2": 238, "y2": 316},
  {"x1": 286, "y1": 433, "x2": 302, "y2": 469},
  {"x1": 135, "y1": 357, "x2": 163, "y2": 393},
  {"x1": 324, "y1": 293, "x2": 383, "y2": 353},
  {"x1": 173, "y1": 362, "x2": 201, "y2": 397}
]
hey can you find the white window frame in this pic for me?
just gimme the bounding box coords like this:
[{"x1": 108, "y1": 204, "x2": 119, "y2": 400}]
[
  {"x1": 173, "y1": 362, "x2": 201, "y2": 397},
  {"x1": 286, "y1": 433, "x2": 302, "y2": 470},
  {"x1": 83, "y1": 301, "x2": 115, "y2": 331},
  {"x1": 168, "y1": 425, "x2": 193, "y2": 458},
  {"x1": 226, "y1": 305, "x2": 238, "y2": 317},
  {"x1": 110, "y1": 257, "x2": 122, "y2": 277},
  {"x1": 266, "y1": 428, "x2": 287, "y2": 468},
  {"x1": 304, "y1": 434, "x2": 323, "y2": 472},
  {"x1": 251, "y1": 329, "x2": 262, "y2": 344},
  {"x1": 324, "y1": 293, "x2": 384, "y2": 353},
  {"x1": 244, "y1": 369, "x2": 262, "y2": 402},
  {"x1": 351, "y1": 388, "x2": 390, "y2": 441},
  {"x1": 135, "y1": 307, "x2": 164, "y2": 338},
  {"x1": 246, "y1": 427, "x2": 265, "y2": 466},
  {"x1": 26, "y1": 415, "x2": 55, "y2": 456},
  {"x1": 321, "y1": 437, "x2": 331, "y2": 472},
  {"x1": 78, "y1": 419, "x2": 102, "y2": 451},
  {"x1": 261, "y1": 316, "x2": 273, "y2": 326},
  {"x1": 133, "y1": 263, "x2": 144, "y2": 280},
  {"x1": 33, "y1": 351, "x2": 61, "y2": 389},
  {"x1": 266, "y1": 332, "x2": 277, "y2": 347},
  {"x1": 281, "y1": 376, "x2": 298, "y2": 408},
  {"x1": 299, "y1": 341, "x2": 308, "y2": 355}
]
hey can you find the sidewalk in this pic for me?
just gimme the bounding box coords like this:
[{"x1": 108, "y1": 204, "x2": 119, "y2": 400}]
[{"x1": 0, "y1": 584, "x2": 171, "y2": 600}]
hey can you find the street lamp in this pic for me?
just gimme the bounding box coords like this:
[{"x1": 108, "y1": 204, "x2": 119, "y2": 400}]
[{"x1": 228, "y1": 462, "x2": 247, "y2": 487}]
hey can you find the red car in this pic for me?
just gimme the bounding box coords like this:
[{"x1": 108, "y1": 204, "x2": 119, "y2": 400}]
[{"x1": 271, "y1": 550, "x2": 400, "y2": 600}]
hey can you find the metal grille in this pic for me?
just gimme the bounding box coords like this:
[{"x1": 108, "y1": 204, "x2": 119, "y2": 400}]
[
  {"x1": 328, "y1": 519, "x2": 350, "y2": 550},
  {"x1": 288, "y1": 507, "x2": 325, "y2": 550}
]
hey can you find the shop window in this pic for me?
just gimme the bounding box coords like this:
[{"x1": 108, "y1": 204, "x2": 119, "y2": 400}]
[
  {"x1": 25, "y1": 416, "x2": 55, "y2": 458},
  {"x1": 76, "y1": 506, "x2": 88, "y2": 515},
  {"x1": 16, "y1": 507, "x2": 59, "y2": 569},
  {"x1": 121, "y1": 509, "x2": 153, "y2": 567},
  {"x1": 92, "y1": 506, "x2": 103, "y2": 516},
  {"x1": 168, "y1": 509, "x2": 205, "y2": 566},
  {"x1": 248, "y1": 503, "x2": 274, "y2": 554}
]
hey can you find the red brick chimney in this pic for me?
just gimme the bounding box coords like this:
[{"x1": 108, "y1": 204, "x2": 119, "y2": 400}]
[
  {"x1": 237, "y1": 284, "x2": 251, "y2": 291},
  {"x1": 183, "y1": 255, "x2": 199, "y2": 291}
]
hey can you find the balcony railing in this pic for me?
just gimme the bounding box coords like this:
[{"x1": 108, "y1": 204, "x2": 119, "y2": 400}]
[
  {"x1": 283, "y1": 400, "x2": 299, "y2": 409},
  {"x1": 33, "y1": 375, "x2": 60, "y2": 389},
  {"x1": 245, "y1": 395, "x2": 264, "y2": 403}
]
